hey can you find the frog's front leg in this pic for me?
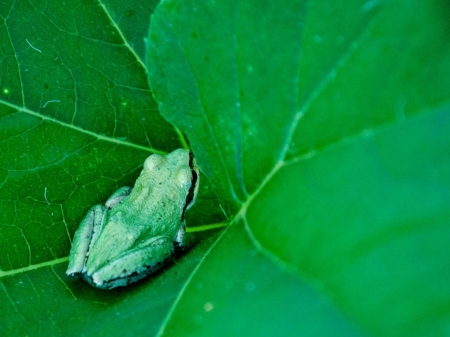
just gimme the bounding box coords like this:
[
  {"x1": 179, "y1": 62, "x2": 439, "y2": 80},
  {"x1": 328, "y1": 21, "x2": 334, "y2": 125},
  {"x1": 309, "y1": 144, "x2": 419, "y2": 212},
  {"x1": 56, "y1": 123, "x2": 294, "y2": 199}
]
[
  {"x1": 66, "y1": 187, "x2": 132, "y2": 277},
  {"x1": 88, "y1": 236, "x2": 175, "y2": 289},
  {"x1": 105, "y1": 186, "x2": 132, "y2": 208}
]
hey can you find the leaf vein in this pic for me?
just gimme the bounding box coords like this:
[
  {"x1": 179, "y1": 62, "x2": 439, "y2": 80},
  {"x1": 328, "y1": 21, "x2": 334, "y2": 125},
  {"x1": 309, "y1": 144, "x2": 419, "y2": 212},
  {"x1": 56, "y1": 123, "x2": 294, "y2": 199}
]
[
  {"x1": 279, "y1": 8, "x2": 380, "y2": 163},
  {"x1": 0, "y1": 99, "x2": 164, "y2": 153},
  {"x1": 97, "y1": 0, "x2": 146, "y2": 71}
]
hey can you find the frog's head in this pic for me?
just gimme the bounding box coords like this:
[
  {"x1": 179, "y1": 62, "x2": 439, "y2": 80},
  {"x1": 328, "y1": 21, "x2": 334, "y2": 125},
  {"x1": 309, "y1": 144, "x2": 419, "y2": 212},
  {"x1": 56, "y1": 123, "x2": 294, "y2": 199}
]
[{"x1": 140, "y1": 148, "x2": 200, "y2": 213}]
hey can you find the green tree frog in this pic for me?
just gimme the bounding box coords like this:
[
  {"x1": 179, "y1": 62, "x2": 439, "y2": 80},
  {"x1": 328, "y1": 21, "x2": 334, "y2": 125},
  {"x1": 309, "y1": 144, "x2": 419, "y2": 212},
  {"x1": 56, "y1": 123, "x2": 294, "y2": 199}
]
[{"x1": 66, "y1": 149, "x2": 199, "y2": 289}]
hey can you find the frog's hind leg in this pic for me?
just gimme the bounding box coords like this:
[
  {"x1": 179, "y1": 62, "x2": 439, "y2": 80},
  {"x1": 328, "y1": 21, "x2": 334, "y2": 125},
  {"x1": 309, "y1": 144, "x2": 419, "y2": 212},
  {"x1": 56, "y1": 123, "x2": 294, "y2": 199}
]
[
  {"x1": 105, "y1": 186, "x2": 132, "y2": 208},
  {"x1": 89, "y1": 236, "x2": 175, "y2": 289},
  {"x1": 66, "y1": 204, "x2": 106, "y2": 276}
]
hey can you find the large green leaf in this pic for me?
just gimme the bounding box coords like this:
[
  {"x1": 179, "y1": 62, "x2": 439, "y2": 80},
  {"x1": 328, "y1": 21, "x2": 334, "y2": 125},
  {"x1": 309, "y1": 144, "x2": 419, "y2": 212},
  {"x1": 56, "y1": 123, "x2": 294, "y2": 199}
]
[
  {"x1": 148, "y1": 0, "x2": 450, "y2": 336},
  {"x1": 1, "y1": 0, "x2": 450, "y2": 336}
]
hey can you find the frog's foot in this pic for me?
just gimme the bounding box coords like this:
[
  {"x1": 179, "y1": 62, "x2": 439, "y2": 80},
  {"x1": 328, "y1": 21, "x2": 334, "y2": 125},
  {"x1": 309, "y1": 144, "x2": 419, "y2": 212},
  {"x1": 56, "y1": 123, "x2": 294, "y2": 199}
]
[
  {"x1": 66, "y1": 204, "x2": 106, "y2": 277},
  {"x1": 85, "y1": 236, "x2": 175, "y2": 289},
  {"x1": 173, "y1": 220, "x2": 193, "y2": 252},
  {"x1": 105, "y1": 186, "x2": 132, "y2": 209}
]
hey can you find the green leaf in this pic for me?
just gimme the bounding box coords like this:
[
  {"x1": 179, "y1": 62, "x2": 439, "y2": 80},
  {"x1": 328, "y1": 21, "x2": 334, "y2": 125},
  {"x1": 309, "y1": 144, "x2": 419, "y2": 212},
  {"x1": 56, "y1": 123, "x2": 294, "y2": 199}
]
[
  {"x1": 158, "y1": 220, "x2": 364, "y2": 336},
  {"x1": 148, "y1": 0, "x2": 450, "y2": 336},
  {"x1": 2, "y1": 0, "x2": 450, "y2": 336}
]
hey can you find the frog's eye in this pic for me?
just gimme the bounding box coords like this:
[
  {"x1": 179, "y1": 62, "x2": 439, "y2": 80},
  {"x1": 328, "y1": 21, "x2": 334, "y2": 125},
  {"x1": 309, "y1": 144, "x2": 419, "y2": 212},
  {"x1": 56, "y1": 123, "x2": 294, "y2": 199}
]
[
  {"x1": 144, "y1": 154, "x2": 164, "y2": 171},
  {"x1": 176, "y1": 167, "x2": 192, "y2": 188}
]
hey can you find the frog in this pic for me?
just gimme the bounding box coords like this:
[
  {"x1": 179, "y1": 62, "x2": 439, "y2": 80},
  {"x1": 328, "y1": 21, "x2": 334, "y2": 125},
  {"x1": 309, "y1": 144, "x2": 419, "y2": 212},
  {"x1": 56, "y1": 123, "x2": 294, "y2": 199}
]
[{"x1": 66, "y1": 148, "x2": 200, "y2": 289}]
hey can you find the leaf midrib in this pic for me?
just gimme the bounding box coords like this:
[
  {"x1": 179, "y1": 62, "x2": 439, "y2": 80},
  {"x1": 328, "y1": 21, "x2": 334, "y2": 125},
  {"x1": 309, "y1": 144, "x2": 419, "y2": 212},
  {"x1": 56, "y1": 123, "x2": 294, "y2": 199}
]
[{"x1": 0, "y1": 99, "x2": 164, "y2": 154}]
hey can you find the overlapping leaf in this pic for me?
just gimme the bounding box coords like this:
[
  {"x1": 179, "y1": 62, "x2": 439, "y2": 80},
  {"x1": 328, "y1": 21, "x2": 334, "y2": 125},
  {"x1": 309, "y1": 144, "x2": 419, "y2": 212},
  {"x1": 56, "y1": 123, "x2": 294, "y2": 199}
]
[{"x1": 148, "y1": 0, "x2": 450, "y2": 336}]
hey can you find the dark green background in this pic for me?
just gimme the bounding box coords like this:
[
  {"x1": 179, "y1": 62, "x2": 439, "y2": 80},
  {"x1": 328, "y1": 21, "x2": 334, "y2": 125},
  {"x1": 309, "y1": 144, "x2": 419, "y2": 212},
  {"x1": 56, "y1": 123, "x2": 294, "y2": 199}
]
[{"x1": 1, "y1": 0, "x2": 449, "y2": 336}]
